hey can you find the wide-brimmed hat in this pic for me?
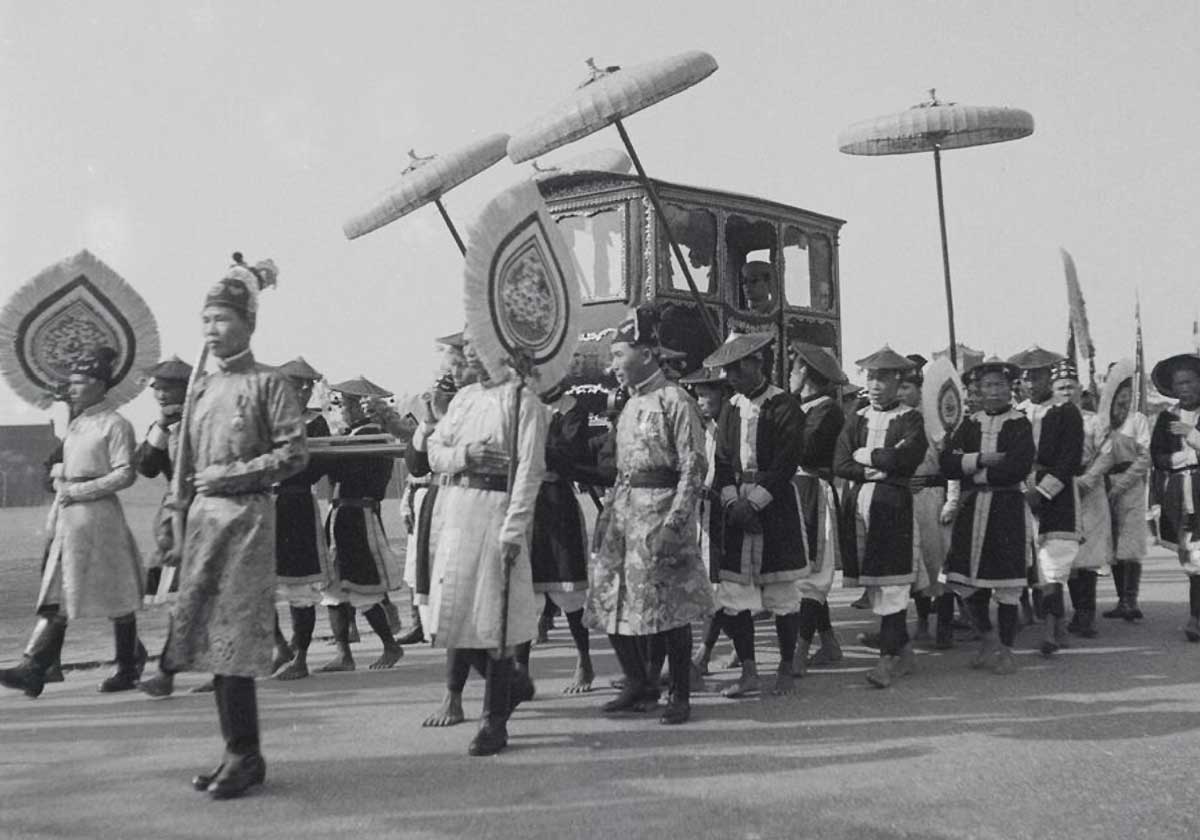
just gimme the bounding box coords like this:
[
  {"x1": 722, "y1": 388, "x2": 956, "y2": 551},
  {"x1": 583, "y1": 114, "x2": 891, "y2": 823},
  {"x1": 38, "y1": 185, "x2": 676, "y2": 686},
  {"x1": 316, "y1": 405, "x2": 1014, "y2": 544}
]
[
  {"x1": 1007, "y1": 344, "x2": 1065, "y2": 371},
  {"x1": 679, "y1": 366, "x2": 728, "y2": 387},
  {"x1": 855, "y1": 345, "x2": 916, "y2": 372},
  {"x1": 789, "y1": 341, "x2": 849, "y2": 385},
  {"x1": 329, "y1": 376, "x2": 393, "y2": 399},
  {"x1": 703, "y1": 332, "x2": 774, "y2": 368},
  {"x1": 965, "y1": 356, "x2": 1021, "y2": 384},
  {"x1": 1152, "y1": 353, "x2": 1200, "y2": 399},
  {"x1": 278, "y1": 356, "x2": 323, "y2": 382}
]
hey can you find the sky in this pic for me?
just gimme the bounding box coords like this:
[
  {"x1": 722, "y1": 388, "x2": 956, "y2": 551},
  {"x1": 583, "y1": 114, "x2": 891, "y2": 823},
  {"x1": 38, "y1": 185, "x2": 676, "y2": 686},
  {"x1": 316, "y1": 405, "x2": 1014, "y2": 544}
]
[{"x1": 2, "y1": 0, "x2": 1198, "y2": 430}]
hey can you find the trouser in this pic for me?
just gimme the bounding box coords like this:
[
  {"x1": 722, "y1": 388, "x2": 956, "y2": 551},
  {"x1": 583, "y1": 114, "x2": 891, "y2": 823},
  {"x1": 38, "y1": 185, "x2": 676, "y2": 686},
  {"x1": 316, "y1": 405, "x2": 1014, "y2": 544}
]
[
  {"x1": 966, "y1": 590, "x2": 1019, "y2": 647},
  {"x1": 878, "y1": 611, "x2": 909, "y2": 657},
  {"x1": 797, "y1": 598, "x2": 833, "y2": 643},
  {"x1": 609, "y1": 626, "x2": 691, "y2": 704}
]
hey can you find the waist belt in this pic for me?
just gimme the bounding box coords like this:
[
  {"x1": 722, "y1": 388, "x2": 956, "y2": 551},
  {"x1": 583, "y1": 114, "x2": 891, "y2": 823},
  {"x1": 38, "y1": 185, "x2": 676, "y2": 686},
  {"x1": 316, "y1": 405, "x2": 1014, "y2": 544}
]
[
  {"x1": 542, "y1": 471, "x2": 563, "y2": 484},
  {"x1": 64, "y1": 475, "x2": 104, "y2": 483},
  {"x1": 439, "y1": 472, "x2": 508, "y2": 492},
  {"x1": 736, "y1": 469, "x2": 766, "y2": 484},
  {"x1": 910, "y1": 475, "x2": 947, "y2": 489},
  {"x1": 794, "y1": 466, "x2": 831, "y2": 480},
  {"x1": 1109, "y1": 461, "x2": 1133, "y2": 476},
  {"x1": 1035, "y1": 464, "x2": 1083, "y2": 478},
  {"x1": 274, "y1": 484, "x2": 313, "y2": 496},
  {"x1": 966, "y1": 483, "x2": 1024, "y2": 494},
  {"x1": 619, "y1": 469, "x2": 680, "y2": 489},
  {"x1": 332, "y1": 497, "x2": 381, "y2": 510},
  {"x1": 1166, "y1": 464, "x2": 1200, "y2": 474}
]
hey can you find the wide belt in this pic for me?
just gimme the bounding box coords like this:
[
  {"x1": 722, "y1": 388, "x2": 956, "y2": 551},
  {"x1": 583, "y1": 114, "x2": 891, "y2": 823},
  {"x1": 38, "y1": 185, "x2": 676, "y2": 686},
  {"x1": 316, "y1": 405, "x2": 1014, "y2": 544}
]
[
  {"x1": 618, "y1": 468, "x2": 680, "y2": 489},
  {"x1": 735, "y1": 469, "x2": 765, "y2": 484},
  {"x1": 1166, "y1": 464, "x2": 1200, "y2": 474},
  {"x1": 965, "y1": 483, "x2": 1024, "y2": 494},
  {"x1": 332, "y1": 497, "x2": 381, "y2": 510},
  {"x1": 542, "y1": 470, "x2": 563, "y2": 484},
  {"x1": 439, "y1": 472, "x2": 509, "y2": 492},
  {"x1": 273, "y1": 484, "x2": 313, "y2": 496},
  {"x1": 1109, "y1": 461, "x2": 1133, "y2": 476},
  {"x1": 910, "y1": 475, "x2": 947, "y2": 489}
]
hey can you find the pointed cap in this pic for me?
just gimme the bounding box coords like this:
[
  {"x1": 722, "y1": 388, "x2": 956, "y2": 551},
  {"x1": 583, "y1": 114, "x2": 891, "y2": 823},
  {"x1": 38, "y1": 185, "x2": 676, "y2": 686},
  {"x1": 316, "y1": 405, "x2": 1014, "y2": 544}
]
[
  {"x1": 703, "y1": 332, "x2": 774, "y2": 369},
  {"x1": 329, "y1": 376, "x2": 393, "y2": 399},
  {"x1": 278, "y1": 356, "x2": 323, "y2": 382},
  {"x1": 855, "y1": 345, "x2": 916, "y2": 371},
  {"x1": 1007, "y1": 344, "x2": 1065, "y2": 371}
]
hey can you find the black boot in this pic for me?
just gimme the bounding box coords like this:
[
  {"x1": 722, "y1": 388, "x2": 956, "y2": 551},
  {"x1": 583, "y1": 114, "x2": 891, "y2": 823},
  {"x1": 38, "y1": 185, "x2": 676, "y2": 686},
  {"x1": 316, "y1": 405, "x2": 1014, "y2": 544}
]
[
  {"x1": 1124, "y1": 563, "x2": 1144, "y2": 621},
  {"x1": 1077, "y1": 571, "x2": 1099, "y2": 638},
  {"x1": 1103, "y1": 561, "x2": 1129, "y2": 619},
  {"x1": 397, "y1": 603, "x2": 426, "y2": 645},
  {"x1": 468, "y1": 656, "x2": 512, "y2": 756},
  {"x1": 99, "y1": 615, "x2": 141, "y2": 693},
  {"x1": 192, "y1": 676, "x2": 233, "y2": 791},
  {"x1": 660, "y1": 626, "x2": 692, "y2": 725},
  {"x1": 1, "y1": 615, "x2": 66, "y2": 698},
  {"x1": 207, "y1": 676, "x2": 266, "y2": 799}
]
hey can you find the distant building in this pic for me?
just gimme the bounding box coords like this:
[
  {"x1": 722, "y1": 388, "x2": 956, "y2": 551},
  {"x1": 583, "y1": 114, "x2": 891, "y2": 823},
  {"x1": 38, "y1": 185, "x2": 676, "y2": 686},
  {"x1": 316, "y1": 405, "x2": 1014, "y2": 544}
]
[
  {"x1": 933, "y1": 343, "x2": 985, "y2": 374},
  {"x1": 0, "y1": 423, "x2": 58, "y2": 508}
]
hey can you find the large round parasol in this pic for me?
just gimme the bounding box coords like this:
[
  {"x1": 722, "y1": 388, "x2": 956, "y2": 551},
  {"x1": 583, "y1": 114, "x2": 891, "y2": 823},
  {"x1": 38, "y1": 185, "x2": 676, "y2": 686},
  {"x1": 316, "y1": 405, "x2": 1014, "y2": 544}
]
[
  {"x1": 838, "y1": 91, "x2": 1034, "y2": 367},
  {"x1": 507, "y1": 51, "x2": 721, "y2": 343},
  {"x1": 343, "y1": 132, "x2": 511, "y2": 255},
  {"x1": 530, "y1": 148, "x2": 633, "y2": 181},
  {"x1": 0, "y1": 249, "x2": 160, "y2": 409}
]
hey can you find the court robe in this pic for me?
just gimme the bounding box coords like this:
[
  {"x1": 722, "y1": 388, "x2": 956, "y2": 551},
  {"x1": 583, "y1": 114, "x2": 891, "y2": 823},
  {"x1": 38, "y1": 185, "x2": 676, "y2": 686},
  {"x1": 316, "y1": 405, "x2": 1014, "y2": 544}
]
[
  {"x1": 1023, "y1": 399, "x2": 1084, "y2": 542},
  {"x1": 1104, "y1": 413, "x2": 1151, "y2": 560},
  {"x1": 41, "y1": 402, "x2": 143, "y2": 619},
  {"x1": 426, "y1": 378, "x2": 547, "y2": 649},
  {"x1": 274, "y1": 413, "x2": 331, "y2": 585},
  {"x1": 585, "y1": 369, "x2": 714, "y2": 634},
  {"x1": 1150, "y1": 407, "x2": 1200, "y2": 551},
  {"x1": 940, "y1": 408, "x2": 1037, "y2": 589},
  {"x1": 792, "y1": 394, "x2": 845, "y2": 582},
  {"x1": 1074, "y1": 410, "x2": 1113, "y2": 569},
  {"x1": 713, "y1": 383, "x2": 807, "y2": 583},
  {"x1": 833, "y1": 403, "x2": 926, "y2": 587},
  {"x1": 167, "y1": 350, "x2": 307, "y2": 677},
  {"x1": 531, "y1": 397, "x2": 591, "y2": 593},
  {"x1": 324, "y1": 421, "x2": 402, "y2": 596}
]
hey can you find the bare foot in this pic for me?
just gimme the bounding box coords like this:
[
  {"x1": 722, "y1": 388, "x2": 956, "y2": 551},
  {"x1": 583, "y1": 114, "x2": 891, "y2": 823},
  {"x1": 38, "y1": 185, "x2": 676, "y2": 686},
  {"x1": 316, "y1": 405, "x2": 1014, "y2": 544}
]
[
  {"x1": 318, "y1": 653, "x2": 356, "y2": 673},
  {"x1": 270, "y1": 646, "x2": 293, "y2": 674},
  {"x1": 274, "y1": 658, "x2": 310, "y2": 681},
  {"x1": 369, "y1": 645, "x2": 404, "y2": 670},
  {"x1": 422, "y1": 691, "x2": 465, "y2": 727},
  {"x1": 563, "y1": 658, "x2": 594, "y2": 694}
]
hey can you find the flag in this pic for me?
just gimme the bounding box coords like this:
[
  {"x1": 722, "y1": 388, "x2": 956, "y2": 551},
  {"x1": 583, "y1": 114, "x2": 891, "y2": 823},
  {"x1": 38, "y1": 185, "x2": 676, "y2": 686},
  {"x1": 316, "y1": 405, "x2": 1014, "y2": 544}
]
[
  {"x1": 1134, "y1": 293, "x2": 1148, "y2": 413},
  {"x1": 1193, "y1": 311, "x2": 1199, "y2": 355},
  {"x1": 1062, "y1": 249, "x2": 1097, "y2": 393}
]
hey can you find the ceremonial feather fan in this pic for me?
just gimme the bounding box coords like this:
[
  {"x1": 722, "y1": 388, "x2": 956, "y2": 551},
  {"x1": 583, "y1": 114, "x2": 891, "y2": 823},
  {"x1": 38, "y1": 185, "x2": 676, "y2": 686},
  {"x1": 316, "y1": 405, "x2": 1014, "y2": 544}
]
[
  {"x1": 921, "y1": 357, "x2": 965, "y2": 445},
  {"x1": 0, "y1": 250, "x2": 160, "y2": 409},
  {"x1": 462, "y1": 180, "x2": 582, "y2": 391}
]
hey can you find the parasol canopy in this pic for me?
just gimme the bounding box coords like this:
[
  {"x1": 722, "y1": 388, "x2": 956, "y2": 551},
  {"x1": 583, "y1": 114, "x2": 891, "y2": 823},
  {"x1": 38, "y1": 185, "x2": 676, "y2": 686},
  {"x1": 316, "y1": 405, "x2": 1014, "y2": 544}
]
[
  {"x1": 837, "y1": 91, "x2": 1034, "y2": 369},
  {"x1": 343, "y1": 133, "x2": 511, "y2": 241},
  {"x1": 838, "y1": 99, "x2": 1034, "y2": 156},
  {"x1": 0, "y1": 249, "x2": 160, "y2": 409},
  {"x1": 921, "y1": 357, "x2": 966, "y2": 446},
  {"x1": 462, "y1": 179, "x2": 581, "y2": 392},
  {"x1": 507, "y1": 51, "x2": 717, "y2": 164},
  {"x1": 530, "y1": 148, "x2": 633, "y2": 181}
]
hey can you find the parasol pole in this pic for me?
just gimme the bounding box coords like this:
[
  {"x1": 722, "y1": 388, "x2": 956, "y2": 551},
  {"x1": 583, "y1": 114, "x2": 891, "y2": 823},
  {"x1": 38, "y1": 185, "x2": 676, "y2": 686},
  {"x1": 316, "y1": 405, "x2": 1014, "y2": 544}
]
[
  {"x1": 156, "y1": 342, "x2": 208, "y2": 603},
  {"x1": 433, "y1": 198, "x2": 468, "y2": 257},
  {"x1": 613, "y1": 118, "x2": 721, "y2": 344},
  {"x1": 498, "y1": 358, "x2": 528, "y2": 658},
  {"x1": 932, "y1": 144, "x2": 958, "y2": 369}
]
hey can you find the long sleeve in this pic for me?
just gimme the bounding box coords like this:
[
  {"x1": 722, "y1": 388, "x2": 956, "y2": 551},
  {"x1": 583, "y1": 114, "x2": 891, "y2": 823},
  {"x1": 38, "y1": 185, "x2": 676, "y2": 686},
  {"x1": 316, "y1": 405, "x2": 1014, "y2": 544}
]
[
  {"x1": 1036, "y1": 403, "x2": 1084, "y2": 499},
  {"x1": 64, "y1": 416, "x2": 137, "y2": 502},
  {"x1": 986, "y1": 420, "x2": 1037, "y2": 486},
  {"x1": 1150, "y1": 411, "x2": 1180, "y2": 471},
  {"x1": 712, "y1": 405, "x2": 737, "y2": 497},
  {"x1": 427, "y1": 392, "x2": 471, "y2": 476},
  {"x1": 500, "y1": 386, "x2": 548, "y2": 546},
  {"x1": 205, "y1": 374, "x2": 308, "y2": 494},
  {"x1": 135, "y1": 422, "x2": 174, "y2": 480},
  {"x1": 939, "y1": 419, "x2": 973, "y2": 480},
  {"x1": 404, "y1": 422, "x2": 435, "y2": 477},
  {"x1": 870, "y1": 411, "x2": 927, "y2": 477},
  {"x1": 666, "y1": 390, "x2": 707, "y2": 533},
  {"x1": 754, "y1": 396, "x2": 806, "y2": 502},
  {"x1": 833, "y1": 415, "x2": 864, "y2": 482}
]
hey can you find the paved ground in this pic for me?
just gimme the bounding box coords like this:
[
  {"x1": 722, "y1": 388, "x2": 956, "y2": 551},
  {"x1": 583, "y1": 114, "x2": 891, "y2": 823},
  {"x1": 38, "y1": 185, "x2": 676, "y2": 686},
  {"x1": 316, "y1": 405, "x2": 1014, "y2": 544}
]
[{"x1": 2, "y1": 493, "x2": 1200, "y2": 839}]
